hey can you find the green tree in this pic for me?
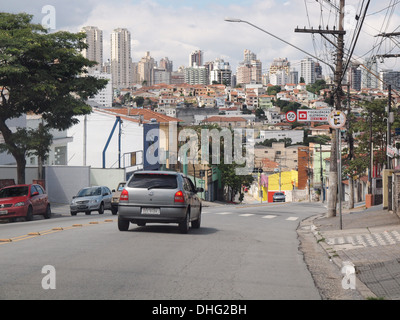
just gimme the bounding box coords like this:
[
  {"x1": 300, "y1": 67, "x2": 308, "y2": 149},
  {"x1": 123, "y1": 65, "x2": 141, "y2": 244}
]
[
  {"x1": 306, "y1": 79, "x2": 327, "y2": 95},
  {"x1": 348, "y1": 99, "x2": 395, "y2": 175},
  {"x1": 267, "y1": 85, "x2": 281, "y2": 96},
  {"x1": 181, "y1": 124, "x2": 254, "y2": 202},
  {"x1": 0, "y1": 13, "x2": 107, "y2": 183}
]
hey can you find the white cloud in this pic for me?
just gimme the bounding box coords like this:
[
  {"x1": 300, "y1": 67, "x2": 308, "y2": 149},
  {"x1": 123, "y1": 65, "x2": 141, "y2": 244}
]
[{"x1": 4, "y1": 0, "x2": 400, "y2": 73}]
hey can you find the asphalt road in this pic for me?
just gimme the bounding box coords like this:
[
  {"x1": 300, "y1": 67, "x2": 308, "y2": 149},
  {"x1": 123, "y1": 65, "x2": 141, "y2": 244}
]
[{"x1": 0, "y1": 202, "x2": 326, "y2": 300}]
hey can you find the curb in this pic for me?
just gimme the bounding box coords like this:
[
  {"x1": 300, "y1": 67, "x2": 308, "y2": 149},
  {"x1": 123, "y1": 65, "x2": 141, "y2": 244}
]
[{"x1": 308, "y1": 214, "x2": 377, "y2": 300}]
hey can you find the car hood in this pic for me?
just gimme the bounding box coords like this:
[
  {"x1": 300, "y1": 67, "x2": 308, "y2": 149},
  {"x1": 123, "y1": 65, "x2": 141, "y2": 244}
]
[
  {"x1": 0, "y1": 196, "x2": 27, "y2": 204},
  {"x1": 72, "y1": 196, "x2": 101, "y2": 202}
]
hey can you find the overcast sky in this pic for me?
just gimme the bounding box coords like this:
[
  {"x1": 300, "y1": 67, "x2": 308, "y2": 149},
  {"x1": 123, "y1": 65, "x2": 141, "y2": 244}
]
[{"x1": 4, "y1": 0, "x2": 400, "y2": 75}]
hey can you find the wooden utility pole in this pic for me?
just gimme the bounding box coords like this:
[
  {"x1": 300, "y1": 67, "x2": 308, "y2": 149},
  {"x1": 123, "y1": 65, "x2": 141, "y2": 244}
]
[{"x1": 295, "y1": 0, "x2": 346, "y2": 217}]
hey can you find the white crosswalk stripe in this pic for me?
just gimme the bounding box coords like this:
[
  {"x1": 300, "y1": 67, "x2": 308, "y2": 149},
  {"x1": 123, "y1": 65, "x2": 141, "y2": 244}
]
[{"x1": 205, "y1": 211, "x2": 301, "y2": 222}]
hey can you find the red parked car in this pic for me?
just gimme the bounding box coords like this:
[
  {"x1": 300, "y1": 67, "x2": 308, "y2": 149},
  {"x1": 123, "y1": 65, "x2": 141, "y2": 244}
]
[{"x1": 0, "y1": 184, "x2": 51, "y2": 221}]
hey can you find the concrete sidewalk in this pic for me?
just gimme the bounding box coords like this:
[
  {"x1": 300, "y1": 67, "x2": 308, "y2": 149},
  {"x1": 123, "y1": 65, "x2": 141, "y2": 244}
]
[{"x1": 311, "y1": 204, "x2": 400, "y2": 300}]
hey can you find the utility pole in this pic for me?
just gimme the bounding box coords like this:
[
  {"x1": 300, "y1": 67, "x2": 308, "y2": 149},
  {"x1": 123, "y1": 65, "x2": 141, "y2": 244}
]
[
  {"x1": 295, "y1": 0, "x2": 346, "y2": 217},
  {"x1": 388, "y1": 84, "x2": 392, "y2": 169}
]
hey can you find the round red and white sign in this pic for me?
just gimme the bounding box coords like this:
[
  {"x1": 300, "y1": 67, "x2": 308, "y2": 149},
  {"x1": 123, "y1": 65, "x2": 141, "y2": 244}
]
[{"x1": 286, "y1": 111, "x2": 297, "y2": 122}]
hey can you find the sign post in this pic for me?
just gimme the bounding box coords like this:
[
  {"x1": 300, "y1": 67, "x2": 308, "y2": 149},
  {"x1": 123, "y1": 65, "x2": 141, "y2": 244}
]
[{"x1": 328, "y1": 110, "x2": 346, "y2": 229}]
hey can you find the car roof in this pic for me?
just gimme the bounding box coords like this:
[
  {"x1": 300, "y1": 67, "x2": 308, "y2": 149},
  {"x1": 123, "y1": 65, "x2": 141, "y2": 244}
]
[{"x1": 134, "y1": 170, "x2": 180, "y2": 175}]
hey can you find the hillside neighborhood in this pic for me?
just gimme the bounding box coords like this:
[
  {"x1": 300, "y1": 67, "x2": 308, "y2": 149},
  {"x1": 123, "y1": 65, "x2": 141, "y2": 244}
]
[{"x1": 2, "y1": 79, "x2": 400, "y2": 209}]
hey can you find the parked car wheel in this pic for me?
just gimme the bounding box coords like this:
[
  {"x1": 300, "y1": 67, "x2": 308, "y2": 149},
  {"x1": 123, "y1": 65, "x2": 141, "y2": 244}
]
[
  {"x1": 71, "y1": 211, "x2": 77, "y2": 216},
  {"x1": 118, "y1": 216, "x2": 130, "y2": 231},
  {"x1": 43, "y1": 204, "x2": 51, "y2": 219},
  {"x1": 98, "y1": 202, "x2": 104, "y2": 214},
  {"x1": 26, "y1": 206, "x2": 33, "y2": 221}
]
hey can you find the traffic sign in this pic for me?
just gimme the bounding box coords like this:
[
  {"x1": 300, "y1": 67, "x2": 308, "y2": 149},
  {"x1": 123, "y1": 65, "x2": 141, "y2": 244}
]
[
  {"x1": 328, "y1": 110, "x2": 346, "y2": 129},
  {"x1": 296, "y1": 109, "x2": 331, "y2": 122},
  {"x1": 285, "y1": 111, "x2": 297, "y2": 122}
]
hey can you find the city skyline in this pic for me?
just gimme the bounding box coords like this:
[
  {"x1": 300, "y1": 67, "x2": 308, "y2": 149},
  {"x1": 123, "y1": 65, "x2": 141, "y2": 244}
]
[{"x1": 4, "y1": 0, "x2": 400, "y2": 76}]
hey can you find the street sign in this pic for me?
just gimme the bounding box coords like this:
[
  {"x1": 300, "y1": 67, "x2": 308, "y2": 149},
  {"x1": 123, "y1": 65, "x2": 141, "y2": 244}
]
[
  {"x1": 285, "y1": 111, "x2": 297, "y2": 122},
  {"x1": 328, "y1": 110, "x2": 346, "y2": 129},
  {"x1": 296, "y1": 109, "x2": 331, "y2": 122}
]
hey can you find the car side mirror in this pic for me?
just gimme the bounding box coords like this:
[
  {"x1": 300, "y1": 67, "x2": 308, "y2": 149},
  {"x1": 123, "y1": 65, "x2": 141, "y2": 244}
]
[
  {"x1": 32, "y1": 191, "x2": 39, "y2": 197},
  {"x1": 112, "y1": 189, "x2": 115, "y2": 192},
  {"x1": 196, "y1": 187, "x2": 204, "y2": 193}
]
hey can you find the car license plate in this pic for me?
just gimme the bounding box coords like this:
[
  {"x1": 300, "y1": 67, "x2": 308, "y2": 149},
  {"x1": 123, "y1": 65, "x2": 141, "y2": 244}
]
[
  {"x1": 141, "y1": 208, "x2": 160, "y2": 215},
  {"x1": 0, "y1": 210, "x2": 8, "y2": 215}
]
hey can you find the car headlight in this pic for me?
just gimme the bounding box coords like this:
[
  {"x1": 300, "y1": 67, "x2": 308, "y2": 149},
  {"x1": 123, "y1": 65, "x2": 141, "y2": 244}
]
[
  {"x1": 90, "y1": 199, "x2": 99, "y2": 204},
  {"x1": 14, "y1": 202, "x2": 25, "y2": 207}
]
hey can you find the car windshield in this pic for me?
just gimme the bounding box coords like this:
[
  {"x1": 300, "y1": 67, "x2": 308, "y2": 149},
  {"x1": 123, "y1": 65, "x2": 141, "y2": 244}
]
[
  {"x1": 77, "y1": 187, "x2": 102, "y2": 197},
  {"x1": 0, "y1": 186, "x2": 29, "y2": 198},
  {"x1": 128, "y1": 173, "x2": 177, "y2": 189}
]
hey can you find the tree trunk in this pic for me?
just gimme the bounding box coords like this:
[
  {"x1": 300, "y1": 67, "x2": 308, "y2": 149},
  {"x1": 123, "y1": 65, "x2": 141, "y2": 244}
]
[
  {"x1": 15, "y1": 154, "x2": 26, "y2": 184},
  {"x1": 0, "y1": 118, "x2": 27, "y2": 184}
]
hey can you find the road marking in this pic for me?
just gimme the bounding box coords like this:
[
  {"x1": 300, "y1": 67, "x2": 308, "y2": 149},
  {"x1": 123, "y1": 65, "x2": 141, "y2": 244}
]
[
  {"x1": 286, "y1": 217, "x2": 299, "y2": 221},
  {"x1": 239, "y1": 214, "x2": 254, "y2": 217},
  {"x1": 262, "y1": 215, "x2": 277, "y2": 219},
  {"x1": 0, "y1": 220, "x2": 115, "y2": 245},
  {"x1": 216, "y1": 212, "x2": 233, "y2": 215}
]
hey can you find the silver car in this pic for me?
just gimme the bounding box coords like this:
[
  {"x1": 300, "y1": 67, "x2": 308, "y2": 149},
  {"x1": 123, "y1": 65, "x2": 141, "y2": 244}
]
[
  {"x1": 272, "y1": 192, "x2": 286, "y2": 202},
  {"x1": 118, "y1": 171, "x2": 203, "y2": 233},
  {"x1": 70, "y1": 186, "x2": 112, "y2": 215}
]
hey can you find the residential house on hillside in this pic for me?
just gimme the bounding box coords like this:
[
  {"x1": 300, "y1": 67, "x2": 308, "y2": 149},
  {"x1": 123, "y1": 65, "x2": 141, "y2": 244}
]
[
  {"x1": 196, "y1": 95, "x2": 216, "y2": 108},
  {"x1": 310, "y1": 124, "x2": 331, "y2": 137},
  {"x1": 258, "y1": 95, "x2": 275, "y2": 109},
  {"x1": 258, "y1": 129, "x2": 304, "y2": 145},
  {"x1": 201, "y1": 116, "x2": 247, "y2": 128},
  {"x1": 254, "y1": 142, "x2": 309, "y2": 190}
]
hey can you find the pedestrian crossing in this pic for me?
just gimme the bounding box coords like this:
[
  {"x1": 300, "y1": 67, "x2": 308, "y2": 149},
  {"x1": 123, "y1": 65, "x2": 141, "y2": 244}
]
[
  {"x1": 206, "y1": 211, "x2": 299, "y2": 221},
  {"x1": 326, "y1": 230, "x2": 400, "y2": 248}
]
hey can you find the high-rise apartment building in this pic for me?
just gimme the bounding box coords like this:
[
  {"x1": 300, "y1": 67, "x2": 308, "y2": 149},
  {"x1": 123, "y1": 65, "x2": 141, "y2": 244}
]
[
  {"x1": 184, "y1": 66, "x2": 207, "y2": 85},
  {"x1": 346, "y1": 65, "x2": 362, "y2": 91},
  {"x1": 380, "y1": 70, "x2": 400, "y2": 91},
  {"x1": 269, "y1": 58, "x2": 290, "y2": 76},
  {"x1": 189, "y1": 50, "x2": 203, "y2": 67},
  {"x1": 111, "y1": 28, "x2": 132, "y2": 88},
  {"x1": 362, "y1": 57, "x2": 379, "y2": 89},
  {"x1": 81, "y1": 26, "x2": 103, "y2": 73},
  {"x1": 137, "y1": 51, "x2": 155, "y2": 86},
  {"x1": 236, "y1": 49, "x2": 262, "y2": 85},
  {"x1": 159, "y1": 57, "x2": 173, "y2": 72},
  {"x1": 209, "y1": 58, "x2": 232, "y2": 86},
  {"x1": 300, "y1": 57, "x2": 315, "y2": 84}
]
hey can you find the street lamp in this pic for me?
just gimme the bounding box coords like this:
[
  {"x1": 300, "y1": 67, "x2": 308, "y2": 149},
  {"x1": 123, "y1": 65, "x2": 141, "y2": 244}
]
[{"x1": 224, "y1": 17, "x2": 335, "y2": 73}]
